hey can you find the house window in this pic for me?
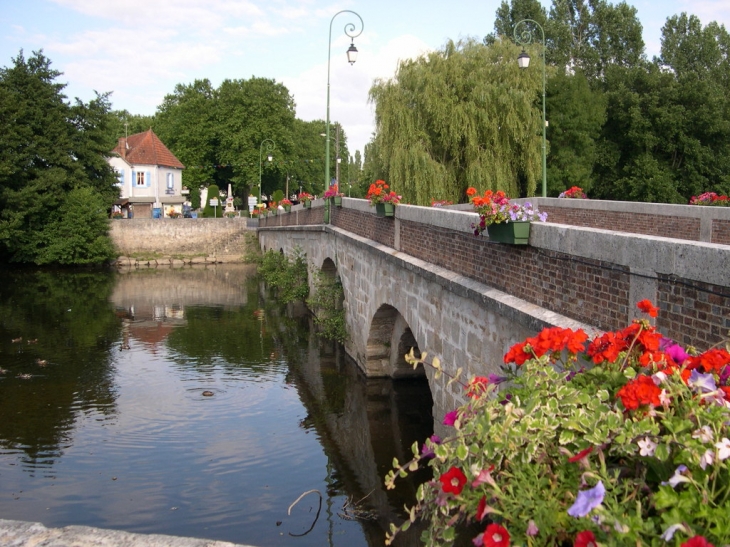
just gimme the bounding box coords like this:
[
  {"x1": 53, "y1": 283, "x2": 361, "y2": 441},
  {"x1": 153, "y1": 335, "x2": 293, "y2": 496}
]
[
  {"x1": 116, "y1": 169, "x2": 124, "y2": 187},
  {"x1": 166, "y1": 173, "x2": 174, "y2": 194},
  {"x1": 136, "y1": 172, "x2": 146, "y2": 187}
]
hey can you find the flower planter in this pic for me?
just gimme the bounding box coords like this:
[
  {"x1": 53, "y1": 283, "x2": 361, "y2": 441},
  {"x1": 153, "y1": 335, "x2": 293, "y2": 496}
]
[
  {"x1": 486, "y1": 221, "x2": 531, "y2": 244},
  {"x1": 323, "y1": 208, "x2": 330, "y2": 224},
  {"x1": 375, "y1": 203, "x2": 395, "y2": 218},
  {"x1": 284, "y1": 205, "x2": 291, "y2": 213},
  {"x1": 334, "y1": 196, "x2": 342, "y2": 207},
  {"x1": 303, "y1": 201, "x2": 311, "y2": 209}
]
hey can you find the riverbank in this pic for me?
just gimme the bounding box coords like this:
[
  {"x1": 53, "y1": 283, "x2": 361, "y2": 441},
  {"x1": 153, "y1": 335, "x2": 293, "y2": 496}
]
[
  {"x1": 109, "y1": 218, "x2": 260, "y2": 266},
  {"x1": 0, "y1": 519, "x2": 257, "y2": 547}
]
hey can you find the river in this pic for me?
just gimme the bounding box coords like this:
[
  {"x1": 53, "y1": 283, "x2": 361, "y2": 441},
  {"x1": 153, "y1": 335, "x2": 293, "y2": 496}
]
[{"x1": 0, "y1": 265, "x2": 433, "y2": 547}]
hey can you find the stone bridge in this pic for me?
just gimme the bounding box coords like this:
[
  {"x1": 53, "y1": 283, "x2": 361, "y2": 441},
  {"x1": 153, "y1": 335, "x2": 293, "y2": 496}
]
[{"x1": 258, "y1": 197, "x2": 730, "y2": 416}]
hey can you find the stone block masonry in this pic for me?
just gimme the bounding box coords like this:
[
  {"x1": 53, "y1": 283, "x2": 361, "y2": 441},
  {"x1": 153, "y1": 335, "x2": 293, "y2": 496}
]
[
  {"x1": 109, "y1": 218, "x2": 255, "y2": 263},
  {"x1": 265, "y1": 197, "x2": 730, "y2": 353}
]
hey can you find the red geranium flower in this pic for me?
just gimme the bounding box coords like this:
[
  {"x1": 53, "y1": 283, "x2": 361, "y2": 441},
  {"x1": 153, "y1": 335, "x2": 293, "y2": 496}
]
[
  {"x1": 637, "y1": 299, "x2": 659, "y2": 317},
  {"x1": 439, "y1": 466, "x2": 467, "y2": 495},
  {"x1": 681, "y1": 536, "x2": 715, "y2": 547},
  {"x1": 574, "y1": 530, "x2": 597, "y2": 547},
  {"x1": 616, "y1": 374, "x2": 661, "y2": 410},
  {"x1": 467, "y1": 376, "x2": 490, "y2": 398},
  {"x1": 483, "y1": 523, "x2": 510, "y2": 547}
]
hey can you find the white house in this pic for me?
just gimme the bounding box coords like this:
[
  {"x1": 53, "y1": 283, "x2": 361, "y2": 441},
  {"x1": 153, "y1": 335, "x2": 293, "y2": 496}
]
[{"x1": 109, "y1": 129, "x2": 185, "y2": 218}]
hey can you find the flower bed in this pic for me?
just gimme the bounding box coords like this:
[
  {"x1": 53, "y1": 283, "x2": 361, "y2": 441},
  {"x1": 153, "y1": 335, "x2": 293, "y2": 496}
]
[{"x1": 386, "y1": 301, "x2": 730, "y2": 547}]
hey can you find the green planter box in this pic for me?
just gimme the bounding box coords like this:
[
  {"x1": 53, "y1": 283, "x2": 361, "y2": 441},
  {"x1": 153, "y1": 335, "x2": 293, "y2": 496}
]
[
  {"x1": 375, "y1": 203, "x2": 395, "y2": 217},
  {"x1": 284, "y1": 205, "x2": 291, "y2": 213},
  {"x1": 303, "y1": 201, "x2": 311, "y2": 209},
  {"x1": 486, "y1": 221, "x2": 531, "y2": 244},
  {"x1": 334, "y1": 196, "x2": 342, "y2": 207}
]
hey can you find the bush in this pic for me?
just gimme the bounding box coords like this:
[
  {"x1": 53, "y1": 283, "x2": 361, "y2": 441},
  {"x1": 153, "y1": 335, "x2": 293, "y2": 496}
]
[
  {"x1": 258, "y1": 248, "x2": 309, "y2": 304},
  {"x1": 306, "y1": 270, "x2": 347, "y2": 343},
  {"x1": 36, "y1": 186, "x2": 116, "y2": 265}
]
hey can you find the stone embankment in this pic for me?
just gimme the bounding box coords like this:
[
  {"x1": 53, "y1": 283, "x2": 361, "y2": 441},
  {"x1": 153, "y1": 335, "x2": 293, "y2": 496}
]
[
  {"x1": 109, "y1": 218, "x2": 258, "y2": 266},
  {"x1": 0, "y1": 519, "x2": 256, "y2": 547}
]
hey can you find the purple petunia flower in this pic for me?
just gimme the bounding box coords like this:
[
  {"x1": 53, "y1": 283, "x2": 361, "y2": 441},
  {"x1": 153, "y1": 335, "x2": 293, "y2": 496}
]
[
  {"x1": 688, "y1": 370, "x2": 717, "y2": 393},
  {"x1": 443, "y1": 410, "x2": 458, "y2": 426},
  {"x1": 661, "y1": 464, "x2": 689, "y2": 488},
  {"x1": 488, "y1": 374, "x2": 508, "y2": 385},
  {"x1": 420, "y1": 435, "x2": 442, "y2": 459},
  {"x1": 660, "y1": 337, "x2": 690, "y2": 365},
  {"x1": 567, "y1": 481, "x2": 605, "y2": 517}
]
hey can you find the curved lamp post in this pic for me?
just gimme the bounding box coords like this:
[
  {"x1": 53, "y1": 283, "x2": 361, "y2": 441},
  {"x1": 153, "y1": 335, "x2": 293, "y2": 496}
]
[
  {"x1": 514, "y1": 19, "x2": 547, "y2": 198},
  {"x1": 259, "y1": 138, "x2": 275, "y2": 205},
  {"x1": 325, "y1": 10, "x2": 363, "y2": 194}
]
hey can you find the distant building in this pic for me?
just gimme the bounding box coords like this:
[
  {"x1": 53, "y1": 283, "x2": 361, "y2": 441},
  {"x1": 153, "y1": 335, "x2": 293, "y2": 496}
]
[{"x1": 109, "y1": 129, "x2": 185, "y2": 218}]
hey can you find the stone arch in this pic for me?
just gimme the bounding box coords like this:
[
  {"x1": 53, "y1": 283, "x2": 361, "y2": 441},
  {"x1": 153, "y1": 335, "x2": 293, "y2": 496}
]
[{"x1": 365, "y1": 304, "x2": 424, "y2": 379}]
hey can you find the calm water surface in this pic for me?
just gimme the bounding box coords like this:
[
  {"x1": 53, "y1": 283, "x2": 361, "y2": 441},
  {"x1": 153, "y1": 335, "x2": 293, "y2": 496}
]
[{"x1": 0, "y1": 265, "x2": 432, "y2": 546}]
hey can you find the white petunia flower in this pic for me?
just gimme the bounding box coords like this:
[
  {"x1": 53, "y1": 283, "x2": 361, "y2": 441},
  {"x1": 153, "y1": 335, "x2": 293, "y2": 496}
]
[
  {"x1": 692, "y1": 425, "x2": 714, "y2": 443},
  {"x1": 638, "y1": 437, "x2": 657, "y2": 457},
  {"x1": 715, "y1": 438, "x2": 730, "y2": 461},
  {"x1": 700, "y1": 449, "x2": 715, "y2": 470}
]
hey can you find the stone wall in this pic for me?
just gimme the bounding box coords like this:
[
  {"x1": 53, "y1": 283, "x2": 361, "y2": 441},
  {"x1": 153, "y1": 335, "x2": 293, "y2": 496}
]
[
  {"x1": 261, "y1": 197, "x2": 730, "y2": 352},
  {"x1": 259, "y1": 225, "x2": 594, "y2": 419},
  {"x1": 109, "y1": 218, "x2": 254, "y2": 261}
]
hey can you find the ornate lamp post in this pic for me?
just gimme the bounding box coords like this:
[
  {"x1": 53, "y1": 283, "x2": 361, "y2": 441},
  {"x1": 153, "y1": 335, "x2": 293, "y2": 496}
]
[
  {"x1": 324, "y1": 10, "x2": 363, "y2": 194},
  {"x1": 514, "y1": 19, "x2": 547, "y2": 198},
  {"x1": 259, "y1": 138, "x2": 275, "y2": 205}
]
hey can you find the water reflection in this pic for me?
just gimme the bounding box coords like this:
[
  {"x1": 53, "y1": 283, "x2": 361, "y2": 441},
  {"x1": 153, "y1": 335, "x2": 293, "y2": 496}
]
[
  {"x1": 0, "y1": 268, "x2": 119, "y2": 466},
  {"x1": 0, "y1": 265, "x2": 432, "y2": 546}
]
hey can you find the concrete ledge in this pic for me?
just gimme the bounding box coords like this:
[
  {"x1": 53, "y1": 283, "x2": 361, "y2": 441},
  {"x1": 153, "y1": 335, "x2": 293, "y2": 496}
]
[
  {"x1": 531, "y1": 222, "x2": 730, "y2": 287},
  {"x1": 0, "y1": 519, "x2": 256, "y2": 547}
]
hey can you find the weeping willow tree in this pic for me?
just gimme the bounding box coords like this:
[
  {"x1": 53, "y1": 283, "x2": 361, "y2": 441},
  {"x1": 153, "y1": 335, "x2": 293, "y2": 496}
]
[{"x1": 368, "y1": 38, "x2": 546, "y2": 205}]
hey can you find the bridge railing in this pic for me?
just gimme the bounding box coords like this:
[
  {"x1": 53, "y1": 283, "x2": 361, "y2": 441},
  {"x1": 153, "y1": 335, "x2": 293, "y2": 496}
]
[{"x1": 258, "y1": 197, "x2": 730, "y2": 350}]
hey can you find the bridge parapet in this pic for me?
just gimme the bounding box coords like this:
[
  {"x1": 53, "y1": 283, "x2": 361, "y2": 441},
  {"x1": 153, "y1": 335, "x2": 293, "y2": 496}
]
[{"x1": 259, "y1": 198, "x2": 730, "y2": 353}]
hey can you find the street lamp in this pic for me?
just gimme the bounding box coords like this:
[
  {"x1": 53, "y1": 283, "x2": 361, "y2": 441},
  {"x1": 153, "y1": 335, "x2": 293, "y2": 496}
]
[
  {"x1": 325, "y1": 10, "x2": 363, "y2": 194},
  {"x1": 514, "y1": 19, "x2": 547, "y2": 198},
  {"x1": 259, "y1": 138, "x2": 275, "y2": 205}
]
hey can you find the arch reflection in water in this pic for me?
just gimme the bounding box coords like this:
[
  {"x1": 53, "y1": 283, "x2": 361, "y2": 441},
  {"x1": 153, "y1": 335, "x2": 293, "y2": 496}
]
[{"x1": 0, "y1": 265, "x2": 433, "y2": 546}]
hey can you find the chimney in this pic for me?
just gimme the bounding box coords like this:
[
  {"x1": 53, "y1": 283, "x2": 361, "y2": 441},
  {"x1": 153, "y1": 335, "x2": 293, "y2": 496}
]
[{"x1": 117, "y1": 137, "x2": 127, "y2": 159}]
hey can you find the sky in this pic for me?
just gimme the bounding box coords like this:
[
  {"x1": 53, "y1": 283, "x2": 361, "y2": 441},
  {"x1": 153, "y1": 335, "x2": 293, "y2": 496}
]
[{"x1": 2, "y1": 0, "x2": 730, "y2": 156}]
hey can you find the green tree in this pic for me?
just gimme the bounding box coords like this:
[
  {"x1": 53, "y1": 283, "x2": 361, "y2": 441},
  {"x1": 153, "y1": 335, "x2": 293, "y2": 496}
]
[
  {"x1": 548, "y1": 0, "x2": 645, "y2": 80},
  {"x1": 0, "y1": 50, "x2": 118, "y2": 265},
  {"x1": 216, "y1": 77, "x2": 296, "y2": 202},
  {"x1": 154, "y1": 79, "x2": 219, "y2": 203},
  {"x1": 546, "y1": 70, "x2": 606, "y2": 195},
  {"x1": 368, "y1": 38, "x2": 544, "y2": 204}
]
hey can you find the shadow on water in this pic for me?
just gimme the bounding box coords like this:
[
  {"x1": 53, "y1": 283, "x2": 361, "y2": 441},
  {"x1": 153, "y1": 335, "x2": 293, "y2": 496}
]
[
  {"x1": 266, "y1": 300, "x2": 434, "y2": 546},
  {"x1": 0, "y1": 265, "x2": 434, "y2": 546}
]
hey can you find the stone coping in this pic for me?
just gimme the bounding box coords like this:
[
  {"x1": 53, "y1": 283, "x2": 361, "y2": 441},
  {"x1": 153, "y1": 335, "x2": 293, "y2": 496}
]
[
  {"x1": 266, "y1": 200, "x2": 730, "y2": 288},
  {"x1": 258, "y1": 224, "x2": 600, "y2": 337},
  {"x1": 0, "y1": 519, "x2": 256, "y2": 547}
]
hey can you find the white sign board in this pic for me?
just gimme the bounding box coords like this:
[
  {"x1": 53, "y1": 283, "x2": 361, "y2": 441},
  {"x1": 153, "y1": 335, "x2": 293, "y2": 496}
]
[{"x1": 209, "y1": 199, "x2": 219, "y2": 207}]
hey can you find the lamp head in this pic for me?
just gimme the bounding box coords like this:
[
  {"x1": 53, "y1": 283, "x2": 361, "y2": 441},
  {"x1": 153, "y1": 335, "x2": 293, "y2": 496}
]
[
  {"x1": 347, "y1": 41, "x2": 358, "y2": 65},
  {"x1": 267, "y1": 154, "x2": 273, "y2": 162},
  {"x1": 517, "y1": 49, "x2": 530, "y2": 69}
]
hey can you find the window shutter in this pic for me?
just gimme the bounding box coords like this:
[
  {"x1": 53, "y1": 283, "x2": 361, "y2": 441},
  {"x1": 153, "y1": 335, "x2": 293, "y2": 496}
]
[
  {"x1": 132, "y1": 170, "x2": 136, "y2": 186},
  {"x1": 146, "y1": 171, "x2": 151, "y2": 188}
]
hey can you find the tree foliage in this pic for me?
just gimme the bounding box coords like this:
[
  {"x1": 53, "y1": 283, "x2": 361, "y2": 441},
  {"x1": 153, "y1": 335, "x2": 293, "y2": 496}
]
[
  {"x1": 0, "y1": 50, "x2": 118, "y2": 265},
  {"x1": 369, "y1": 38, "x2": 543, "y2": 205}
]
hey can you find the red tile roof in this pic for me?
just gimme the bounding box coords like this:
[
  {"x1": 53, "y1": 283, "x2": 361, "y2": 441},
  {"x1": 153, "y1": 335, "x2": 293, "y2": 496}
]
[{"x1": 112, "y1": 129, "x2": 184, "y2": 169}]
